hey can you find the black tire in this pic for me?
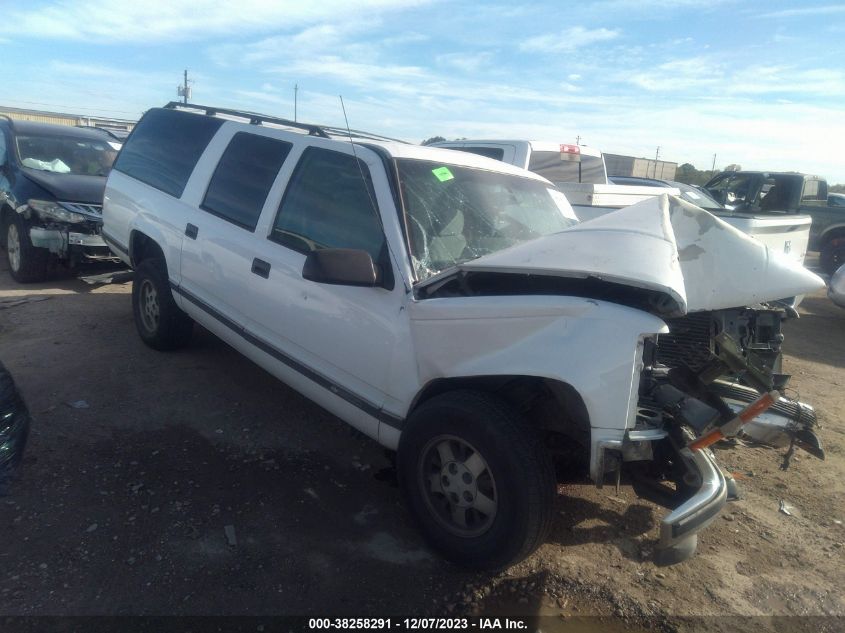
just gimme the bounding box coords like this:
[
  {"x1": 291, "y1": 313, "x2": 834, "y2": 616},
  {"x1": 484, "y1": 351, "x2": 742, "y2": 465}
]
[
  {"x1": 398, "y1": 390, "x2": 555, "y2": 571},
  {"x1": 5, "y1": 213, "x2": 48, "y2": 283},
  {"x1": 132, "y1": 258, "x2": 193, "y2": 350},
  {"x1": 820, "y1": 239, "x2": 845, "y2": 276},
  {"x1": 0, "y1": 362, "x2": 31, "y2": 493}
]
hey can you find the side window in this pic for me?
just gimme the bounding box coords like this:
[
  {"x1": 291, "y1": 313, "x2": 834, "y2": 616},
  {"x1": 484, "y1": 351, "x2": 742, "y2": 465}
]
[
  {"x1": 113, "y1": 109, "x2": 223, "y2": 198},
  {"x1": 801, "y1": 179, "x2": 827, "y2": 206},
  {"x1": 200, "y1": 132, "x2": 292, "y2": 231},
  {"x1": 270, "y1": 147, "x2": 385, "y2": 261},
  {"x1": 460, "y1": 146, "x2": 505, "y2": 161}
]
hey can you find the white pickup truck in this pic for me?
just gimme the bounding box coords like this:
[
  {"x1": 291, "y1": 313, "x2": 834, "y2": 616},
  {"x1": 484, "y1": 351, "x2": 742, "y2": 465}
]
[
  {"x1": 432, "y1": 140, "x2": 811, "y2": 266},
  {"x1": 103, "y1": 104, "x2": 824, "y2": 570}
]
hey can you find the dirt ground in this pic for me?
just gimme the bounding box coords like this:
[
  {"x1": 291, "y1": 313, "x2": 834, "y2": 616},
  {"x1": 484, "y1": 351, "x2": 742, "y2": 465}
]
[{"x1": 0, "y1": 255, "x2": 843, "y2": 632}]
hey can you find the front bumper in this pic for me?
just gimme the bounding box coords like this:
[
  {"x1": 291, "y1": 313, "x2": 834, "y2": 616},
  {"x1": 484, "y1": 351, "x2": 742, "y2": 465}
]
[
  {"x1": 29, "y1": 227, "x2": 113, "y2": 261},
  {"x1": 654, "y1": 445, "x2": 727, "y2": 566}
]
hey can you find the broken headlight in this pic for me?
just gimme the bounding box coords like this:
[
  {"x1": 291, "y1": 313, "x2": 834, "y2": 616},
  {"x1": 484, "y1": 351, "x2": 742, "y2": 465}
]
[{"x1": 27, "y1": 199, "x2": 85, "y2": 224}]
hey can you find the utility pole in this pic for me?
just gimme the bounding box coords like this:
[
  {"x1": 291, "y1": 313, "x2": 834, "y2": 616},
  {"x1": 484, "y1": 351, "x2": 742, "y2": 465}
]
[
  {"x1": 178, "y1": 70, "x2": 191, "y2": 104},
  {"x1": 294, "y1": 84, "x2": 298, "y2": 122},
  {"x1": 576, "y1": 135, "x2": 581, "y2": 145},
  {"x1": 711, "y1": 153, "x2": 717, "y2": 173},
  {"x1": 654, "y1": 146, "x2": 660, "y2": 178}
]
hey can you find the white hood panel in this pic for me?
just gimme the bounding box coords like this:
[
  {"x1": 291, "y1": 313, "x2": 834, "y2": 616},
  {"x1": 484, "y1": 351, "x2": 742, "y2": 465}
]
[{"x1": 446, "y1": 195, "x2": 824, "y2": 314}]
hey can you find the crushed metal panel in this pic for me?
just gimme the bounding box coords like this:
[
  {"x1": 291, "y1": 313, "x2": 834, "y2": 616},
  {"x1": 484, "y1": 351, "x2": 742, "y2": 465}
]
[{"x1": 426, "y1": 194, "x2": 824, "y2": 315}]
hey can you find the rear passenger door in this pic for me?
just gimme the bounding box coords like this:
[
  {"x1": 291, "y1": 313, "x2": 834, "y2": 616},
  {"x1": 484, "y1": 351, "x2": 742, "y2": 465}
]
[
  {"x1": 178, "y1": 128, "x2": 292, "y2": 327},
  {"x1": 246, "y1": 145, "x2": 403, "y2": 425}
]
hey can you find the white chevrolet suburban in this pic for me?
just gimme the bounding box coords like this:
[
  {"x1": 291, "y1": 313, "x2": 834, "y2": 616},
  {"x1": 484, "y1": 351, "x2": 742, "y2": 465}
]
[{"x1": 103, "y1": 103, "x2": 825, "y2": 570}]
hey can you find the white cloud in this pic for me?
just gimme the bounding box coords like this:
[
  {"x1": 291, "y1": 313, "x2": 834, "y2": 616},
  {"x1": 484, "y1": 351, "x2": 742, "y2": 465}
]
[
  {"x1": 519, "y1": 26, "x2": 620, "y2": 53},
  {"x1": 435, "y1": 52, "x2": 494, "y2": 73},
  {"x1": 9, "y1": 0, "x2": 432, "y2": 43},
  {"x1": 761, "y1": 5, "x2": 845, "y2": 19},
  {"x1": 624, "y1": 56, "x2": 845, "y2": 99}
]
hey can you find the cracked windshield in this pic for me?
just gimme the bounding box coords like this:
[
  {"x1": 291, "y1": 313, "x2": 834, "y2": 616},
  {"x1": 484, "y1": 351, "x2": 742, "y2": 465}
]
[{"x1": 397, "y1": 159, "x2": 578, "y2": 280}]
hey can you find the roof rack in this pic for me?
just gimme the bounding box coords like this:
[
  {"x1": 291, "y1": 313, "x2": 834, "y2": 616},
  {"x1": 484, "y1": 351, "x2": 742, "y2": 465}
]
[
  {"x1": 319, "y1": 125, "x2": 408, "y2": 144},
  {"x1": 162, "y1": 102, "x2": 408, "y2": 144},
  {"x1": 164, "y1": 101, "x2": 330, "y2": 138}
]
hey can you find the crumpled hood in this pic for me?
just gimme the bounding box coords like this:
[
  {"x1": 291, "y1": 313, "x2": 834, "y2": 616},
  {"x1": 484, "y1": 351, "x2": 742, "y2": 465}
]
[
  {"x1": 422, "y1": 194, "x2": 824, "y2": 315},
  {"x1": 22, "y1": 168, "x2": 106, "y2": 204}
]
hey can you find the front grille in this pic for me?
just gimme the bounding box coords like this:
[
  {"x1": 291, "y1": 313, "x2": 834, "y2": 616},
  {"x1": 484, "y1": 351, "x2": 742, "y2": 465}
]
[
  {"x1": 655, "y1": 312, "x2": 714, "y2": 370},
  {"x1": 59, "y1": 202, "x2": 103, "y2": 218},
  {"x1": 710, "y1": 380, "x2": 816, "y2": 425}
]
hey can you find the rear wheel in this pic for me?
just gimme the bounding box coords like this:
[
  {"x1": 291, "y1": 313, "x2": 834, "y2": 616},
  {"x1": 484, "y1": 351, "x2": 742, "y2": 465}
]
[
  {"x1": 820, "y1": 238, "x2": 845, "y2": 276},
  {"x1": 398, "y1": 390, "x2": 555, "y2": 571},
  {"x1": 132, "y1": 258, "x2": 193, "y2": 350},
  {"x1": 5, "y1": 213, "x2": 48, "y2": 283}
]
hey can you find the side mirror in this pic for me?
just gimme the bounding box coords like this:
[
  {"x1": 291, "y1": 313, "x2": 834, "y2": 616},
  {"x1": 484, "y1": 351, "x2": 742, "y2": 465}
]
[{"x1": 302, "y1": 248, "x2": 381, "y2": 287}]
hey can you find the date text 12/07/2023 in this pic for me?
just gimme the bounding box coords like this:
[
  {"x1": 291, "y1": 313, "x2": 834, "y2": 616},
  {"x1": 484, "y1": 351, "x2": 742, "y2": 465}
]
[{"x1": 307, "y1": 618, "x2": 529, "y2": 630}]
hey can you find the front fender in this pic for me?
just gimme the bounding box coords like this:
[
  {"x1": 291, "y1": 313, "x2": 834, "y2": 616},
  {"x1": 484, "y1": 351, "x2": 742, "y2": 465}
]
[{"x1": 409, "y1": 295, "x2": 667, "y2": 435}]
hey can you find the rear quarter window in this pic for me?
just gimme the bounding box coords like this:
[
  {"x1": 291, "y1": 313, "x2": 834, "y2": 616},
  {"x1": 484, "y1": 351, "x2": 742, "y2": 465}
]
[
  {"x1": 527, "y1": 151, "x2": 606, "y2": 185},
  {"x1": 459, "y1": 146, "x2": 505, "y2": 161},
  {"x1": 201, "y1": 132, "x2": 292, "y2": 231},
  {"x1": 114, "y1": 109, "x2": 223, "y2": 198}
]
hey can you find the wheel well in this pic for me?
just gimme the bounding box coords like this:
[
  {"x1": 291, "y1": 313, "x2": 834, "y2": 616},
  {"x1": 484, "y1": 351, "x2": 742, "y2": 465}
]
[
  {"x1": 0, "y1": 204, "x2": 12, "y2": 230},
  {"x1": 410, "y1": 376, "x2": 590, "y2": 444},
  {"x1": 821, "y1": 227, "x2": 845, "y2": 249},
  {"x1": 130, "y1": 231, "x2": 165, "y2": 268}
]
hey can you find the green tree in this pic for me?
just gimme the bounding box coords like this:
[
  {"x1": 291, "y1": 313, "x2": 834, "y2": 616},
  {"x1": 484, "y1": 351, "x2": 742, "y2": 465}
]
[
  {"x1": 675, "y1": 163, "x2": 716, "y2": 186},
  {"x1": 421, "y1": 136, "x2": 446, "y2": 146}
]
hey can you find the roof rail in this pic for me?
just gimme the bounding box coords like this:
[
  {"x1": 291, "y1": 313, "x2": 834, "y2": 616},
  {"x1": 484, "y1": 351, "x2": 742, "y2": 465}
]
[
  {"x1": 319, "y1": 125, "x2": 408, "y2": 144},
  {"x1": 163, "y1": 101, "x2": 331, "y2": 138},
  {"x1": 162, "y1": 102, "x2": 409, "y2": 144}
]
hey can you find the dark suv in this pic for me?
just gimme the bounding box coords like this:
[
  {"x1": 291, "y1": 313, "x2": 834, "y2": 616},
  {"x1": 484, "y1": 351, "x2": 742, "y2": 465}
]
[{"x1": 0, "y1": 117, "x2": 120, "y2": 282}]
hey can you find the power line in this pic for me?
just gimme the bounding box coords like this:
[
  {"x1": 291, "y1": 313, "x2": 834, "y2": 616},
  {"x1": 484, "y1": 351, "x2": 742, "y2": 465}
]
[{"x1": 0, "y1": 98, "x2": 141, "y2": 116}]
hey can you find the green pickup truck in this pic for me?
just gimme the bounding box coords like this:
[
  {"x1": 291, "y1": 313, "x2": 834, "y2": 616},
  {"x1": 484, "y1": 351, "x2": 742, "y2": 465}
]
[{"x1": 704, "y1": 171, "x2": 845, "y2": 274}]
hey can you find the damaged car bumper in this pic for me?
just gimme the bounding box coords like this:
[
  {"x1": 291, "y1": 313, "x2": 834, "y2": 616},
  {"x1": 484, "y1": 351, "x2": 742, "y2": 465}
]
[
  {"x1": 654, "y1": 445, "x2": 727, "y2": 566},
  {"x1": 20, "y1": 200, "x2": 117, "y2": 264}
]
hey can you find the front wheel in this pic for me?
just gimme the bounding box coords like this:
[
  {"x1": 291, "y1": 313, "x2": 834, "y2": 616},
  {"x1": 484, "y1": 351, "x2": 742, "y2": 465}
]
[
  {"x1": 398, "y1": 390, "x2": 555, "y2": 571},
  {"x1": 132, "y1": 258, "x2": 193, "y2": 350},
  {"x1": 5, "y1": 213, "x2": 48, "y2": 283}
]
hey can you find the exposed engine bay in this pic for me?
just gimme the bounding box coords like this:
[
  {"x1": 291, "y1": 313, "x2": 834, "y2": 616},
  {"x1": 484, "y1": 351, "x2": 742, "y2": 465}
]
[
  {"x1": 628, "y1": 303, "x2": 824, "y2": 564},
  {"x1": 643, "y1": 303, "x2": 823, "y2": 463}
]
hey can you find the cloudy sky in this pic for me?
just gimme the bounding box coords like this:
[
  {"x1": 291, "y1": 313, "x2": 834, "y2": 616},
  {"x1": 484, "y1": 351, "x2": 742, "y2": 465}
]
[{"x1": 2, "y1": 0, "x2": 844, "y2": 183}]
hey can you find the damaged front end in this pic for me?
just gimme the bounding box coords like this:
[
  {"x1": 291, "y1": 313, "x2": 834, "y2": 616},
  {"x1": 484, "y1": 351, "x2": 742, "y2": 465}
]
[
  {"x1": 414, "y1": 193, "x2": 826, "y2": 566},
  {"x1": 632, "y1": 305, "x2": 825, "y2": 565},
  {"x1": 19, "y1": 199, "x2": 116, "y2": 266}
]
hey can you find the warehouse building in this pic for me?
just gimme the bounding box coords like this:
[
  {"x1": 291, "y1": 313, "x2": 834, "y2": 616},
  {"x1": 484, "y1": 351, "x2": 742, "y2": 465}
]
[
  {"x1": 0, "y1": 105, "x2": 135, "y2": 135},
  {"x1": 604, "y1": 153, "x2": 677, "y2": 180}
]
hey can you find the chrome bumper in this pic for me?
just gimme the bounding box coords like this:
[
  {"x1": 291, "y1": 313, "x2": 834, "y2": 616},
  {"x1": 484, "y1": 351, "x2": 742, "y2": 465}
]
[{"x1": 654, "y1": 446, "x2": 728, "y2": 566}]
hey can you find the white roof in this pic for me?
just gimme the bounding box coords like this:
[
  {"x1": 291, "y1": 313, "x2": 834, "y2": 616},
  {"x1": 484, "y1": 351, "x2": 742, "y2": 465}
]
[
  {"x1": 433, "y1": 139, "x2": 602, "y2": 158},
  {"x1": 360, "y1": 139, "x2": 554, "y2": 182}
]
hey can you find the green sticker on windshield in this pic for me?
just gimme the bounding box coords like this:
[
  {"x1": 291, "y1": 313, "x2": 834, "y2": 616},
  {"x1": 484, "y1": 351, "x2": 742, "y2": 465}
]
[{"x1": 432, "y1": 166, "x2": 454, "y2": 182}]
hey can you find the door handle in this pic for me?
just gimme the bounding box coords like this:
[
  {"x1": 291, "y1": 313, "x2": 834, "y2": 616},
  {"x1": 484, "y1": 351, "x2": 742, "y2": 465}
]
[
  {"x1": 185, "y1": 223, "x2": 198, "y2": 239},
  {"x1": 251, "y1": 258, "x2": 271, "y2": 279}
]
